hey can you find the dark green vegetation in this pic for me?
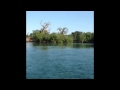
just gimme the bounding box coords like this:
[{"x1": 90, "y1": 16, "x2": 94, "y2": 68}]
[{"x1": 26, "y1": 21, "x2": 94, "y2": 43}]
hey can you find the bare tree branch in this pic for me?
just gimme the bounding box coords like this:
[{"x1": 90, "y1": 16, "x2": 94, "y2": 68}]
[
  {"x1": 57, "y1": 27, "x2": 68, "y2": 35},
  {"x1": 40, "y1": 20, "x2": 51, "y2": 33}
]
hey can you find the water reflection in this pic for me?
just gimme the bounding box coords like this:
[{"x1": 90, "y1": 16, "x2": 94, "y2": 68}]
[
  {"x1": 40, "y1": 46, "x2": 48, "y2": 50},
  {"x1": 72, "y1": 43, "x2": 94, "y2": 48},
  {"x1": 32, "y1": 42, "x2": 94, "y2": 50}
]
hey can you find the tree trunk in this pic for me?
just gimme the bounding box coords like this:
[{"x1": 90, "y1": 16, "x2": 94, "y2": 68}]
[{"x1": 40, "y1": 40, "x2": 41, "y2": 43}]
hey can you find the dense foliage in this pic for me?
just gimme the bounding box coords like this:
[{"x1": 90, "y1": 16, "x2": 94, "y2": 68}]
[{"x1": 26, "y1": 21, "x2": 94, "y2": 43}]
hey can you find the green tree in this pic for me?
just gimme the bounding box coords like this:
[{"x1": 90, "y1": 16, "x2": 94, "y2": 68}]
[
  {"x1": 79, "y1": 32, "x2": 86, "y2": 43},
  {"x1": 27, "y1": 21, "x2": 94, "y2": 44}
]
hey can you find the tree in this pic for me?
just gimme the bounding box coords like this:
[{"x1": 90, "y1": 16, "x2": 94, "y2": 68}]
[
  {"x1": 79, "y1": 33, "x2": 86, "y2": 43},
  {"x1": 57, "y1": 27, "x2": 68, "y2": 35},
  {"x1": 71, "y1": 31, "x2": 82, "y2": 42},
  {"x1": 27, "y1": 21, "x2": 94, "y2": 44},
  {"x1": 40, "y1": 20, "x2": 50, "y2": 33},
  {"x1": 26, "y1": 32, "x2": 29, "y2": 37}
]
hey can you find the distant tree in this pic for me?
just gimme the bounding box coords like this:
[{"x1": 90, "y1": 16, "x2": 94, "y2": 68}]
[
  {"x1": 79, "y1": 32, "x2": 86, "y2": 43},
  {"x1": 40, "y1": 20, "x2": 51, "y2": 34},
  {"x1": 26, "y1": 32, "x2": 29, "y2": 37},
  {"x1": 27, "y1": 21, "x2": 94, "y2": 44},
  {"x1": 57, "y1": 27, "x2": 68, "y2": 35}
]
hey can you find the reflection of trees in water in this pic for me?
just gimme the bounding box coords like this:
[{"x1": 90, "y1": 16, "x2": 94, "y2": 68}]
[
  {"x1": 72, "y1": 43, "x2": 94, "y2": 48},
  {"x1": 32, "y1": 43, "x2": 48, "y2": 50},
  {"x1": 40, "y1": 46, "x2": 48, "y2": 50},
  {"x1": 39, "y1": 44, "x2": 48, "y2": 50},
  {"x1": 32, "y1": 42, "x2": 41, "y2": 46},
  {"x1": 32, "y1": 42, "x2": 94, "y2": 50},
  {"x1": 47, "y1": 43, "x2": 66, "y2": 49},
  {"x1": 52, "y1": 43, "x2": 94, "y2": 48}
]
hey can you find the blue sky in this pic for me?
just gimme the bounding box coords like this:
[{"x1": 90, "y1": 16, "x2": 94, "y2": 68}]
[{"x1": 26, "y1": 11, "x2": 94, "y2": 35}]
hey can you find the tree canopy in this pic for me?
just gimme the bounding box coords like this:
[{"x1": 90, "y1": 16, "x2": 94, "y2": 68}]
[{"x1": 26, "y1": 21, "x2": 94, "y2": 43}]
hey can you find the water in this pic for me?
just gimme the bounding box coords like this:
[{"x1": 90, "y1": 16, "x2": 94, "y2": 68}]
[{"x1": 26, "y1": 42, "x2": 94, "y2": 79}]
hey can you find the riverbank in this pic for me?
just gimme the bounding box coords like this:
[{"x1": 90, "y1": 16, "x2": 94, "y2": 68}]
[{"x1": 26, "y1": 37, "x2": 33, "y2": 42}]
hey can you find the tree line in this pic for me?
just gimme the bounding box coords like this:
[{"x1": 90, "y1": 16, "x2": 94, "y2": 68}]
[{"x1": 26, "y1": 21, "x2": 94, "y2": 43}]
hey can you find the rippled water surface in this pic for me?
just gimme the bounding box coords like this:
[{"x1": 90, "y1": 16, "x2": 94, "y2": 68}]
[{"x1": 26, "y1": 42, "x2": 94, "y2": 79}]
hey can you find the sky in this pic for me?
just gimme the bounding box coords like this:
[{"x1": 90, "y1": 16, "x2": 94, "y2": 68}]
[{"x1": 26, "y1": 11, "x2": 94, "y2": 35}]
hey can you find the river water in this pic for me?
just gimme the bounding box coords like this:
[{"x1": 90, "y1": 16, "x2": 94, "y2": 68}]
[{"x1": 26, "y1": 42, "x2": 94, "y2": 79}]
